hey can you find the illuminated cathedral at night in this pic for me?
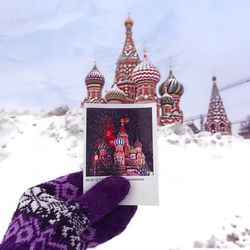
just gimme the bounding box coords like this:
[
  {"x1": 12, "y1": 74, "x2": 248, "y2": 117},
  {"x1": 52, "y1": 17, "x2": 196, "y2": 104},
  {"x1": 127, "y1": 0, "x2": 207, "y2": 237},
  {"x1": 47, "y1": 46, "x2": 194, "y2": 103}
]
[
  {"x1": 90, "y1": 117, "x2": 151, "y2": 177},
  {"x1": 81, "y1": 15, "x2": 184, "y2": 126}
]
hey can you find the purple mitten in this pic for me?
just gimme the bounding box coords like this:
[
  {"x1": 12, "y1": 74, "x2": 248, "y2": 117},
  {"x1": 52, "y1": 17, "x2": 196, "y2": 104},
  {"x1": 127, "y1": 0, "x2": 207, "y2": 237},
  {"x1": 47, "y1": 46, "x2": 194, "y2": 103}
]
[{"x1": 0, "y1": 172, "x2": 137, "y2": 249}]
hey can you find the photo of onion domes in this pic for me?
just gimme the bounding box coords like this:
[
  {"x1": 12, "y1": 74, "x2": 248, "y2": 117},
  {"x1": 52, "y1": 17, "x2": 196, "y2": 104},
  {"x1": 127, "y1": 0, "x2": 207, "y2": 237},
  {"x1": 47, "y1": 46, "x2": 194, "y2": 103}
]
[{"x1": 86, "y1": 107, "x2": 154, "y2": 177}]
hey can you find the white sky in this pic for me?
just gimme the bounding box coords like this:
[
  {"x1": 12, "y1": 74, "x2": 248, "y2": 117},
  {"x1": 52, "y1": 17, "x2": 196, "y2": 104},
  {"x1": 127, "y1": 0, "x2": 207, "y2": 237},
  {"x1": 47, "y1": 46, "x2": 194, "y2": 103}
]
[{"x1": 0, "y1": 0, "x2": 250, "y2": 132}]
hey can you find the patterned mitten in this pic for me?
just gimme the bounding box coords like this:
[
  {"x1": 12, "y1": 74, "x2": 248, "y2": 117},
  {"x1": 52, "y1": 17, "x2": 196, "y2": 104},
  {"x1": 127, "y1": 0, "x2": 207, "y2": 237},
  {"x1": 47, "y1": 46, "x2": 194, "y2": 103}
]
[{"x1": 0, "y1": 172, "x2": 137, "y2": 250}]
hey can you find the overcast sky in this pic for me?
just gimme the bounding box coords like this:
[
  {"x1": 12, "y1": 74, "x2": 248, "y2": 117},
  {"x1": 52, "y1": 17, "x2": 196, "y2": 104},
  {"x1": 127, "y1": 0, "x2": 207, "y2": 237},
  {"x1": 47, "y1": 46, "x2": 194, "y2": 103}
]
[{"x1": 0, "y1": 0, "x2": 250, "y2": 132}]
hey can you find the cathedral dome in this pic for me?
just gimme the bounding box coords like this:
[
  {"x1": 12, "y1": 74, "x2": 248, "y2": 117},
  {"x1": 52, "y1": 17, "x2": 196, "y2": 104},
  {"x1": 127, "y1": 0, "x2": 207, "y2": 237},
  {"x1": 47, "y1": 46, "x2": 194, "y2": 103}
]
[
  {"x1": 134, "y1": 138, "x2": 142, "y2": 148},
  {"x1": 159, "y1": 69, "x2": 184, "y2": 96},
  {"x1": 124, "y1": 15, "x2": 133, "y2": 26},
  {"x1": 129, "y1": 147, "x2": 137, "y2": 154},
  {"x1": 131, "y1": 50, "x2": 160, "y2": 85},
  {"x1": 160, "y1": 93, "x2": 174, "y2": 105},
  {"x1": 105, "y1": 83, "x2": 126, "y2": 102},
  {"x1": 114, "y1": 137, "x2": 125, "y2": 146},
  {"x1": 98, "y1": 141, "x2": 109, "y2": 151},
  {"x1": 85, "y1": 64, "x2": 105, "y2": 86}
]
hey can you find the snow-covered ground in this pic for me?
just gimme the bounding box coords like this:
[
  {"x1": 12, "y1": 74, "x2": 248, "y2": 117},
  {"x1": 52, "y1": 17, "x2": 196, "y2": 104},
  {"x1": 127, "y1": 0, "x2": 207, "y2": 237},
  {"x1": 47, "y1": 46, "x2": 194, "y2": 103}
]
[{"x1": 1, "y1": 107, "x2": 250, "y2": 249}]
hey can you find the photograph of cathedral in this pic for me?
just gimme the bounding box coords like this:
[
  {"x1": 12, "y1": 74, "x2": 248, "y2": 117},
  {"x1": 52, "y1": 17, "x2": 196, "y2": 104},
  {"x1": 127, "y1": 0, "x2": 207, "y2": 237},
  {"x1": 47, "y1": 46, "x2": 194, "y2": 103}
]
[{"x1": 85, "y1": 105, "x2": 155, "y2": 177}]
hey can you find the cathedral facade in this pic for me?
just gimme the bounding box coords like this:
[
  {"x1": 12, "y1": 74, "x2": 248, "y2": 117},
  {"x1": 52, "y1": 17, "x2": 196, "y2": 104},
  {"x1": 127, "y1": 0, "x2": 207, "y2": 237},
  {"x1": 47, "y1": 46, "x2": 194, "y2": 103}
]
[
  {"x1": 81, "y1": 16, "x2": 184, "y2": 125},
  {"x1": 90, "y1": 118, "x2": 150, "y2": 177}
]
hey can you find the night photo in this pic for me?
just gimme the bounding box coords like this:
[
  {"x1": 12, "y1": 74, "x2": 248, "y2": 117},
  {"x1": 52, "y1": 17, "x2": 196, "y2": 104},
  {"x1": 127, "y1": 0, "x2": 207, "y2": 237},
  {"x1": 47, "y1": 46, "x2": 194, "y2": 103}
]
[{"x1": 86, "y1": 107, "x2": 154, "y2": 177}]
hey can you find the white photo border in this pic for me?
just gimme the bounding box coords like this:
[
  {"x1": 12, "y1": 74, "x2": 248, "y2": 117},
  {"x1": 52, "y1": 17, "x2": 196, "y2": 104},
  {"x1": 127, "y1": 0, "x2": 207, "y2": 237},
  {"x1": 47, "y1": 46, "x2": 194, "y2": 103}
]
[{"x1": 83, "y1": 103, "x2": 159, "y2": 206}]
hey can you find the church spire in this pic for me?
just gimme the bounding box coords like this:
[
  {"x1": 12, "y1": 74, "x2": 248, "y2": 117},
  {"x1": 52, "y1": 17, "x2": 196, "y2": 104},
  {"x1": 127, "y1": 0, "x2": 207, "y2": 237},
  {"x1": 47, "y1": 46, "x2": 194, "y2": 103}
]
[
  {"x1": 120, "y1": 14, "x2": 139, "y2": 61},
  {"x1": 210, "y1": 76, "x2": 220, "y2": 100},
  {"x1": 115, "y1": 15, "x2": 141, "y2": 101},
  {"x1": 204, "y1": 76, "x2": 231, "y2": 134}
]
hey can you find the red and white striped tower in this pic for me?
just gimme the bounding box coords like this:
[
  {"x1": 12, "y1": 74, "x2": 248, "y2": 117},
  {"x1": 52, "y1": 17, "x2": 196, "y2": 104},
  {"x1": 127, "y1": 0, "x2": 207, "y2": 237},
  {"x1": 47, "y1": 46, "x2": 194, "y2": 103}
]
[
  {"x1": 115, "y1": 15, "x2": 141, "y2": 101},
  {"x1": 205, "y1": 76, "x2": 231, "y2": 134}
]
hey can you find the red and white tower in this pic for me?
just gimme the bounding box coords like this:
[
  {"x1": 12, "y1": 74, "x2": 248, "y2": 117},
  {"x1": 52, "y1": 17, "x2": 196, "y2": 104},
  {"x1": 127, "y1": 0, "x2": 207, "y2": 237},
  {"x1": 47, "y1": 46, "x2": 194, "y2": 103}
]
[
  {"x1": 115, "y1": 15, "x2": 141, "y2": 101},
  {"x1": 82, "y1": 62, "x2": 105, "y2": 105},
  {"x1": 114, "y1": 137, "x2": 125, "y2": 166},
  {"x1": 205, "y1": 76, "x2": 231, "y2": 134},
  {"x1": 119, "y1": 118, "x2": 129, "y2": 145}
]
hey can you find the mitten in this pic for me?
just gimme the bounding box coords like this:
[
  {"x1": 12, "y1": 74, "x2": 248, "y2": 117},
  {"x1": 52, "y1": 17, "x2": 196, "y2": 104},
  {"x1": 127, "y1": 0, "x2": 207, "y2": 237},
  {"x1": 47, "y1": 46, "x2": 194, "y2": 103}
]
[{"x1": 0, "y1": 171, "x2": 137, "y2": 249}]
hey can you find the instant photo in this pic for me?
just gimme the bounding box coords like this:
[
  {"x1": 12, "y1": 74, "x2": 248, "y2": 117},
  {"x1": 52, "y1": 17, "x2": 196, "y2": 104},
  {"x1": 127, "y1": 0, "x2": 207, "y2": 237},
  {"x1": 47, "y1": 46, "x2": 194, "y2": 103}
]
[{"x1": 83, "y1": 103, "x2": 158, "y2": 205}]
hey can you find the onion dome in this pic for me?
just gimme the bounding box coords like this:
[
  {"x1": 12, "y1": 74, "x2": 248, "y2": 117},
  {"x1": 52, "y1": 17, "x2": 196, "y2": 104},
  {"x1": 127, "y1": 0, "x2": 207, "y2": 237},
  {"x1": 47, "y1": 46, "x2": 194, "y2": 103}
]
[
  {"x1": 129, "y1": 147, "x2": 137, "y2": 154},
  {"x1": 134, "y1": 138, "x2": 142, "y2": 148},
  {"x1": 85, "y1": 63, "x2": 105, "y2": 86},
  {"x1": 114, "y1": 136, "x2": 125, "y2": 146},
  {"x1": 159, "y1": 69, "x2": 184, "y2": 96},
  {"x1": 132, "y1": 50, "x2": 160, "y2": 85},
  {"x1": 105, "y1": 83, "x2": 126, "y2": 102},
  {"x1": 160, "y1": 93, "x2": 174, "y2": 105},
  {"x1": 124, "y1": 15, "x2": 133, "y2": 26},
  {"x1": 98, "y1": 141, "x2": 109, "y2": 151}
]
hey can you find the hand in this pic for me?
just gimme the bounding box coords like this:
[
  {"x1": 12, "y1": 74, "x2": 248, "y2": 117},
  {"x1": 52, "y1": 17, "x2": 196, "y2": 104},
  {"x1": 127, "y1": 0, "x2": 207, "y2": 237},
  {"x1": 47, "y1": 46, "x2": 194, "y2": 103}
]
[{"x1": 0, "y1": 172, "x2": 137, "y2": 249}]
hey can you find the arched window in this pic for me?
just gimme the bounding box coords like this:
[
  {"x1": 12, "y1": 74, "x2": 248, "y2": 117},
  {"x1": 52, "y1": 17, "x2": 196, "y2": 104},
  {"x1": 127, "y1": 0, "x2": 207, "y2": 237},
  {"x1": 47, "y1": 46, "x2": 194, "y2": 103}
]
[
  {"x1": 220, "y1": 123, "x2": 225, "y2": 133},
  {"x1": 211, "y1": 123, "x2": 216, "y2": 133}
]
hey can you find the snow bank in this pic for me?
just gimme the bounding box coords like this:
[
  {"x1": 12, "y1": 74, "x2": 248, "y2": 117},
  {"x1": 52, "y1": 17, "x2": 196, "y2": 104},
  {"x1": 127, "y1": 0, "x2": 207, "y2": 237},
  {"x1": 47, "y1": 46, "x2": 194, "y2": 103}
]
[{"x1": 1, "y1": 107, "x2": 250, "y2": 249}]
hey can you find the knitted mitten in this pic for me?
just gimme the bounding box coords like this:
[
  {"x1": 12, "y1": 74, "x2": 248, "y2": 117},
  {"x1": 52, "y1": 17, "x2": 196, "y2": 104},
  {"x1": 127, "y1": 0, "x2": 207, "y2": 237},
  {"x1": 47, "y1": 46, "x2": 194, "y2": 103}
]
[{"x1": 0, "y1": 172, "x2": 137, "y2": 249}]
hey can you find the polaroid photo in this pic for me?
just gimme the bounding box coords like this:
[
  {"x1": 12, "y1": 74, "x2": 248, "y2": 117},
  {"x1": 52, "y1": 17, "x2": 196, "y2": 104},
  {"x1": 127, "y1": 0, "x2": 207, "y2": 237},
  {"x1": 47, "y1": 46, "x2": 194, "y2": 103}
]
[{"x1": 83, "y1": 103, "x2": 158, "y2": 206}]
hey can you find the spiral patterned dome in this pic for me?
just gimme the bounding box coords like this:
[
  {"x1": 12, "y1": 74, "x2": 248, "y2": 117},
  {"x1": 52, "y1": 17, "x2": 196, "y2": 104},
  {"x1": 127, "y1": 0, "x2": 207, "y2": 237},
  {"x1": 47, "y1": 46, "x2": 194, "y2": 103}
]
[
  {"x1": 114, "y1": 137, "x2": 125, "y2": 146},
  {"x1": 134, "y1": 138, "x2": 142, "y2": 148},
  {"x1": 85, "y1": 64, "x2": 105, "y2": 86},
  {"x1": 105, "y1": 83, "x2": 126, "y2": 102},
  {"x1": 160, "y1": 93, "x2": 174, "y2": 105},
  {"x1": 159, "y1": 69, "x2": 184, "y2": 96},
  {"x1": 132, "y1": 51, "x2": 160, "y2": 85},
  {"x1": 98, "y1": 141, "x2": 109, "y2": 151}
]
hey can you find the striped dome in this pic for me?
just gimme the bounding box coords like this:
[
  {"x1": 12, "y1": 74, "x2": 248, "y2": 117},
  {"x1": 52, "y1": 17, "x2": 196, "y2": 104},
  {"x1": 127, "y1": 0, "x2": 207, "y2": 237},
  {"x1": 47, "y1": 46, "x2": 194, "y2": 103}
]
[
  {"x1": 98, "y1": 141, "x2": 109, "y2": 151},
  {"x1": 159, "y1": 69, "x2": 184, "y2": 96},
  {"x1": 105, "y1": 83, "x2": 126, "y2": 102},
  {"x1": 85, "y1": 64, "x2": 105, "y2": 86},
  {"x1": 132, "y1": 51, "x2": 160, "y2": 85},
  {"x1": 160, "y1": 93, "x2": 174, "y2": 105},
  {"x1": 114, "y1": 137, "x2": 125, "y2": 146}
]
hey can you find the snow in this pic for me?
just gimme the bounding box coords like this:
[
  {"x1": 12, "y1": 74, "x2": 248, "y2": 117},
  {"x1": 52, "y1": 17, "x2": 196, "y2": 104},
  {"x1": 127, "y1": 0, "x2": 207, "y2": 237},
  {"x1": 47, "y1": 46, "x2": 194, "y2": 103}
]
[{"x1": 1, "y1": 108, "x2": 250, "y2": 249}]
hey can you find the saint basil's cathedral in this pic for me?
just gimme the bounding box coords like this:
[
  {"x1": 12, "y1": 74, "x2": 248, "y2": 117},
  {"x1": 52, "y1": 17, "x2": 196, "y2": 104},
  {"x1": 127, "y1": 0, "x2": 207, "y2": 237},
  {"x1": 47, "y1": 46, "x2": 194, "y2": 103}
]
[
  {"x1": 81, "y1": 15, "x2": 184, "y2": 125},
  {"x1": 81, "y1": 15, "x2": 231, "y2": 135},
  {"x1": 90, "y1": 117, "x2": 149, "y2": 177}
]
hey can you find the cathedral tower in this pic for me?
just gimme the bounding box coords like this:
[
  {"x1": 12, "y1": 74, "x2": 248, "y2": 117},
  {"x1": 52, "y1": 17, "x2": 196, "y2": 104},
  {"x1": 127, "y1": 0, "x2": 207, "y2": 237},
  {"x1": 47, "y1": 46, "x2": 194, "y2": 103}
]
[
  {"x1": 115, "y1": 15, "x2": 141, "y2": 101},
  {"x1": 204, "y1": 76, "x2": 231, "y2": 134},
  {"x1": 159, "y1": 68, "x2": 184, "y2": 124},
  {"x1": 82, "y1": 62, "x2": 105, "y2": 105},
  {"x1": 159, "y1": 93, "x2": 174, "y2": 125}
]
